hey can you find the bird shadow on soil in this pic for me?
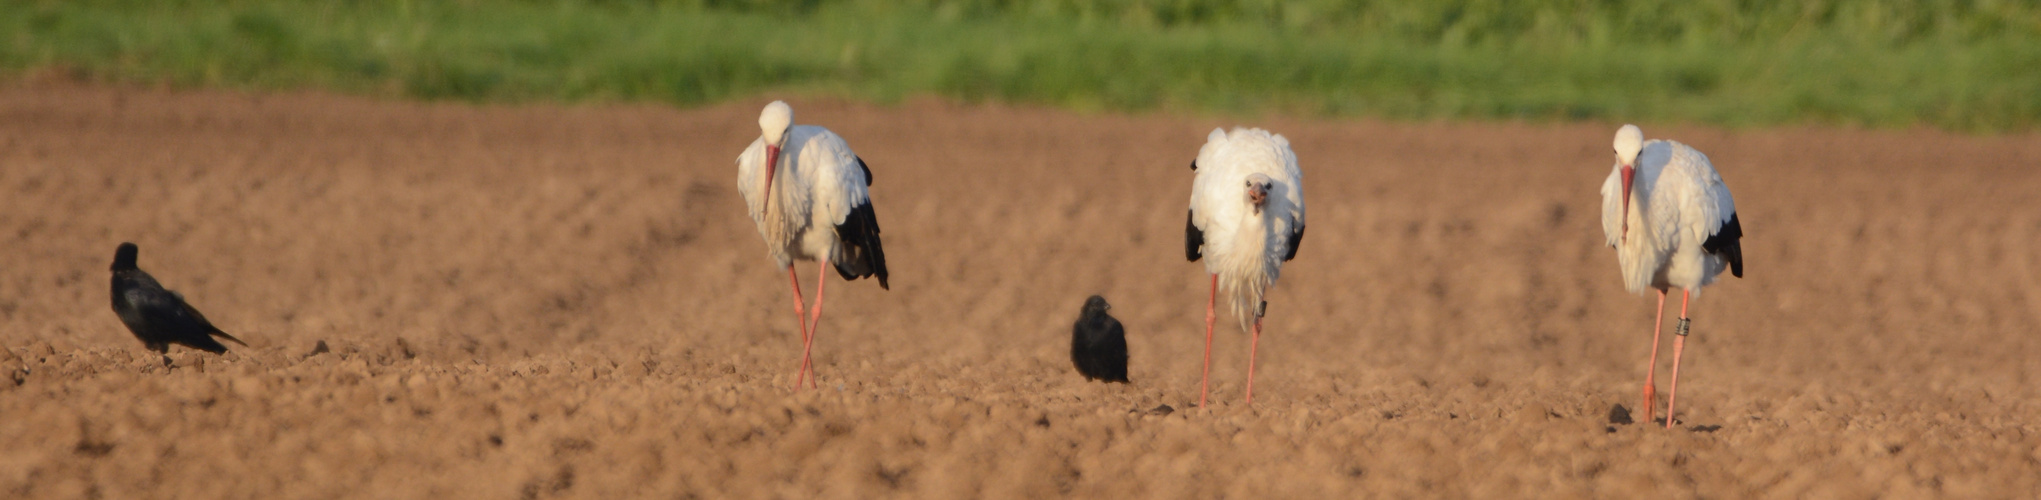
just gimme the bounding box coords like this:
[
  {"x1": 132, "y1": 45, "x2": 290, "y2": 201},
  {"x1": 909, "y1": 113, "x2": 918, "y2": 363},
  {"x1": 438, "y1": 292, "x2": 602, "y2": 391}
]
[{"x1": 1606, "y1": 403, "x2": 1722, "y2": 432}]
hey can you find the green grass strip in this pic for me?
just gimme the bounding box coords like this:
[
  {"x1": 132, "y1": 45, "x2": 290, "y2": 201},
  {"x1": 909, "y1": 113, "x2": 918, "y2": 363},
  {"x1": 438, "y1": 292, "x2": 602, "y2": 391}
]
[{"x1": 4, "y1": 0, "x2": 2038, "y2": 130}]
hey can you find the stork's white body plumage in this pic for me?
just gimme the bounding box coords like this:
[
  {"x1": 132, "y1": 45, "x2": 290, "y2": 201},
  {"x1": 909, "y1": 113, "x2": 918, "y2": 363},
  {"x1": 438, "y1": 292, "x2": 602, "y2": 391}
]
[
  {"x1": 1600, "y1": 138, "x2": 1739, "y2": 294},
  {"x1": 1600, "y1": 124, "x2": 1743, "y2": 429},
  {"x1": 1189, "y1": 128, "x2": 1306, "y2": 330},
  {"x1": 1185, "y1": 127, "x2": 1306, "y2": 407},
  {"x1": 737, "y1": 125, "x2": 875, "y2": 271},
  {"x1": 737, "y1": 101, "x2": 888, "y2": 390}
]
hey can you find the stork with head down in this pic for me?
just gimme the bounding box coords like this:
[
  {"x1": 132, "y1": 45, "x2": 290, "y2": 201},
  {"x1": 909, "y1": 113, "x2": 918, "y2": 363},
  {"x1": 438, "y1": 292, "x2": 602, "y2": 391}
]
[
  {"x1": 1602, "y1": 124, "x2": 1744, "y2": 428},
  {"x1": 737, "y1": 101, "x2": 889, "y2": 390}
]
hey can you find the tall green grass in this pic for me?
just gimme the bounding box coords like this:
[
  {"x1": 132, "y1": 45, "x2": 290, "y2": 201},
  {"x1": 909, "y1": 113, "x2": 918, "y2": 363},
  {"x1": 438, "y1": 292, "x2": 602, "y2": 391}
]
[{"x1": 4, "y1": 0, "x2": 2038, "y2": 130}]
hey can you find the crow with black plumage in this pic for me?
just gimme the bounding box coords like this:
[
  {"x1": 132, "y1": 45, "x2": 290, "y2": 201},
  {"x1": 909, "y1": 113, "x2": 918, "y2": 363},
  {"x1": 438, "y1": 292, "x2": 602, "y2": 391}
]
[
  {"x1": 1071, "y1": 295, "x2": 1129, "y2": 383},
  {"x1": 109, "y1": 243, "x2": 246, "y2": 363}
]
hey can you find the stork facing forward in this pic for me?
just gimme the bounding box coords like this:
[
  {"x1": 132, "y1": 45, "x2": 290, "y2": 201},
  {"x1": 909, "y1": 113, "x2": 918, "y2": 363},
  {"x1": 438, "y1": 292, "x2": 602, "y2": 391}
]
[
  {"x1": 1185, "y1": 127, "x2": 1306, "y2": 408},
  {"x1": 1602, "y1": 124, "x2": 1744, "y2": 428},
  {"x1": 737, "y1": 101, "x2": 889, "y2": 390}
]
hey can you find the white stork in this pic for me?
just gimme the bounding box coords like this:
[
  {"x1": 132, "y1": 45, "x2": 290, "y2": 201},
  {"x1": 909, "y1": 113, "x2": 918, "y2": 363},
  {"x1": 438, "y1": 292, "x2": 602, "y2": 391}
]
[
  {"x1": 1185, "y1": 127, "x2": 1306, "y2": 407},
  {"x1": 1602, "y1": 124, "x2": 1744, "y2": 428},
  {"x1": 737, "y1": 101, "x2": 889, "y2": 390}
]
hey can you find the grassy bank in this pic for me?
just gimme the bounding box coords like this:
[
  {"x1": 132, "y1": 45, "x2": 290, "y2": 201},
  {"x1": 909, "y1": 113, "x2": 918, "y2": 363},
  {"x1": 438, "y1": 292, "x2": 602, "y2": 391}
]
[{"x1": 4, "y1": 0, "x2": 2039, "y2": 130}]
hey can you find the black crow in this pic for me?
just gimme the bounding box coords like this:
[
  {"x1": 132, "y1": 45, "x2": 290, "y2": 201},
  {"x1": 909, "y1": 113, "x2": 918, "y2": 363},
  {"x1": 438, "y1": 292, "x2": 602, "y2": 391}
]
[
  {"x1": 1071, "y1": 295, "x2": 1128, "y2": 383},
  {"x1": 109, "y1": 243, "x2": 246, "y2": 357}
]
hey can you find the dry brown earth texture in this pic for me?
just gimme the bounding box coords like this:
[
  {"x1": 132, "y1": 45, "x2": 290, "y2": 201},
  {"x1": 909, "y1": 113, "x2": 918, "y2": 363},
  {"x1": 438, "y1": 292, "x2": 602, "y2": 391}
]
[{"x1": 2, "y1": 83, "x2": 2039, "y2": 498}]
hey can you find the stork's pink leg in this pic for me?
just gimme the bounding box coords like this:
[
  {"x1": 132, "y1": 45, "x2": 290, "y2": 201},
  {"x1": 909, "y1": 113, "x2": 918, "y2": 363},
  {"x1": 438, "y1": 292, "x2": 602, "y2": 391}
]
[
  {"x1": 1199, "y1": 274, "x2": 1217, "y2": 409},
  {"x1": 1642, "y1": 289, "x2": 1666, "y2": 424},
  {"x1": 1664, "y1": 289, "x2": 1692, "y2": 429},
  {"x1": 786, "y1": 266, "x2": 811, "y2": 390},
  {"x1": 797, "y1": 259, "x2": 830, "y2": 390},
  {"x1": 1245, "y1": 313, "x2": 1263, "y2": 405}
]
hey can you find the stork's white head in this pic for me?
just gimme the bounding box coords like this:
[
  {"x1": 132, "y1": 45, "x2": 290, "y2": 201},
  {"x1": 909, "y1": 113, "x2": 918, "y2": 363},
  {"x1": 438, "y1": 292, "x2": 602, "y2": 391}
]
[
  {"x1": 1613, "y1": 124, "x2": 1643, "y2": 168},
  {"x1": 1244, "y1": 173, "x2": 1274, "y2": 215},
  {"x1": 759, "y1": 101, "x2": 793, "y2": 145},
  {"x1": 1612, "y1": 124, "x2": 1644, "y2": 240},
  {"x1": 758, "y1": 101, "x2": 794, "y2": 189}
]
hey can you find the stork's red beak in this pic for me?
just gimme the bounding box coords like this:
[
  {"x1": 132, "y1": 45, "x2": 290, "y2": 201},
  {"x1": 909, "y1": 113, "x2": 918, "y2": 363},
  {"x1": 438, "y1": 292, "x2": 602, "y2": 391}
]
[
  {"x1": 764, "y1": 144, "x2": 781, "y2": 189},
  {"x1": 1619, "y1": 164, "x2": 1634, "y2": 240}
]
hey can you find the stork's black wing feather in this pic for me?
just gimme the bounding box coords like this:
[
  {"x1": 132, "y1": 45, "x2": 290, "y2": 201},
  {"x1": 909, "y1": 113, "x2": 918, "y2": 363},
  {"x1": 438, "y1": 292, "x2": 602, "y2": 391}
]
[
  {"x1": 856, "y1": 156, "x2": 873, "y2": 186},
  {"x1": 833, "y1": 201, "x2": 890, "y2": 289},
  {"x1": 1702, "y1": 212, "x2": 1744, "y2": 278},
  {"x1": 1185, "y1": 209, "x2": 1204, "y2": 262},
  {"x1": 1283, "y1": 224, "x2": 1305, "y2": 261}
]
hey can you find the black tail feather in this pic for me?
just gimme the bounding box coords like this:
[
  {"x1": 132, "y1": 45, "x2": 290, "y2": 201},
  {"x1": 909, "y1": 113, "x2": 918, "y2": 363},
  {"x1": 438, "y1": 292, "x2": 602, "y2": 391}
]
[
  {"x1": 1185, "y1": 210, "x2": 1204, "y2": 262},
  {"x1": 834, "y1": 201, "x2": 889, "y2": 289},
  {"x1": 211, "y1": 330, "x2": 249, "y2": 348},
  {"x1": 1283, "y1": 224, "x2": 1305, "y2": 262},
  {"x1": 180, "y1": 333, "x2": 231, "y2": 354},
  {"x1": 1703, "y1": 213, "x2": 1744, "y2": 278},
  {"x1": 856, "y1": 156, "x2": 874, "y2": 186}
]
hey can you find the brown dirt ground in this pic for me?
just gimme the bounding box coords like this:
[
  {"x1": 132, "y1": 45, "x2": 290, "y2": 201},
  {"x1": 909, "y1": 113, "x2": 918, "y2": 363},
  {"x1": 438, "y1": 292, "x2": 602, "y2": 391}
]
[{"x1": 2, "y1": 82, "x2": 2039, "y2": 499}]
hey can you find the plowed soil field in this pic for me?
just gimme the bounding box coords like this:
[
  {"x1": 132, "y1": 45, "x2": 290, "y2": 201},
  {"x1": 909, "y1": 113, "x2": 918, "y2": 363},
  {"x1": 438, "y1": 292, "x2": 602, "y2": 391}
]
[{"x1": 3, "y1": 83, "x2": 2039, "y2": 498}]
